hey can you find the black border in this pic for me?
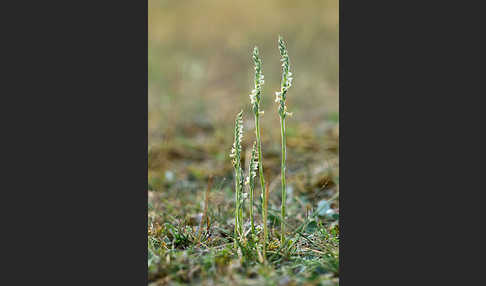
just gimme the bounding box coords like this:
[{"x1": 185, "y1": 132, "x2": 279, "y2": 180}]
[
  {"x1": 3, "y1": 1, "x2": 148, "y2": 284},
  {"x1": 340, "y1": 0, "x2": 483, "y2": 284}
]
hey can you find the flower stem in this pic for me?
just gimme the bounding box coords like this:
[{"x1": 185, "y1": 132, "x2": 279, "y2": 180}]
[
  {"x1": 255, "y1": 112, "x2": 267, "y2": 254},
  {"x1": 280, "y1": 116, "x2": 287, "y2": 245},
  {"x1": 234, "y1": 169, "x2": 239, "y2": 248},
  {"x1": 249, "y1": 183, "x2": 254, "y2": 236},
  {"x1": 263, "y1": 182, "x2": 269, "y2": 263}
]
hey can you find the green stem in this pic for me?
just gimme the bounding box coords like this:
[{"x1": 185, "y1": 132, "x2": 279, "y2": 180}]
[
  {"x1": 255, "y1": 113, "x2": 267, "y2": 250},
  {"x1": 239, "y1": 208, "x2": 243, "y2": 235},
  {"x1": 234, "y1": 169, "x2": 239, "y2": 248},
  {"x1": 280, "y1": 116, "x2": 287, "y2": 245},
  {"x1": 249, "y1": 184, "x2": 254, "y2": 235},
  {"x1": 262, "y1": 184, "x2": 268, "y2": 263},
  {"x1": 239, "y1": 168, "x2": 244, "y2": 234},
  {"x1": 239, "y1": 170, "x2": 244, "y2": 233},
  {"x1": 234, "y1": 166, "x2": 244, "y2": 247}
]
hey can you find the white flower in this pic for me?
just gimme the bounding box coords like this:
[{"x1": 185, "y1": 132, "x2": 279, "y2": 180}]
[{"x1": 249, "y1": 93, "x2": 257, "y2": 104}]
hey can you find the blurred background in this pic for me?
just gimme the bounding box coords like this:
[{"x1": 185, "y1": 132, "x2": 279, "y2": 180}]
[{"x1": 149, "y1": 0, "x2": 338, "y2": 210}]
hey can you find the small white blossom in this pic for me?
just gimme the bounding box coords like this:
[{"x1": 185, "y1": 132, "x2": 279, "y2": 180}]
[
  {"x1": 249, "y1": 46, "x2": 264, "y2": 115},
  {"x1": 249, "y1": 92, "x2": 257, "y2": 104},
  {"x1": 230, "y1": 110, "x2": 244, "y2": 167},
  {"x1": 276, "y1": 36, "x2": 293, "y2": 118}
]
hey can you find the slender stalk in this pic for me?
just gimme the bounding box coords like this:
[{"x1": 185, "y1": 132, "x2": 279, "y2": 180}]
[
  {"x1": 280, "y1": 117, "x2": 286, "y2": 244},
  {"x1": 262, "y1": 182, "x2": 269, "y2": 263},
  {"x1": 249, "y1": 179, "x2": 254, "y2": 234},
  {"x1": 275, "y1": 36, "x2": 293, "y2": 245},
  {"x1": 249, "y1": 46, "x2": 267, "y2": 243},
  {"x1": 234, "y1": 171, "x2": 238, "y2": 248},
  {"x1": 230, "y1": 110, "x2": 244, "y2": 248},
  {"x1": 236, "y1": 159, "x2": 244, "y2": 239},
  {"x1": 255, "y1": 113, "x2": 266, "y2": 238},
  {"x1": 246, "y1": 142, "x2": 258, "y2": 236},
  {"x1": 238, "y1": 178, "x2": 243, "y2": 234}
]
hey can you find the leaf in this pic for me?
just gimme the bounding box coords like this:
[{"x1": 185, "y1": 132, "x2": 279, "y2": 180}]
[{"x1": 305, "y1": 220, "x2": 318, "y2": 233}]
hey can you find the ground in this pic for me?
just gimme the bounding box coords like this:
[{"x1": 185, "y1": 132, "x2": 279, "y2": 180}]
[{"x1": 148, "y1": 0, "x2": 339, "y2": 284}]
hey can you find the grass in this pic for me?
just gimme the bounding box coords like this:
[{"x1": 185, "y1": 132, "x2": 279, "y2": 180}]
[
  {"x1": 148, "y1": 137, "x2": 339, "y2": 285},
  {"x1": 148, "y1": 182, "x2": 339, "y2": 285}
]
